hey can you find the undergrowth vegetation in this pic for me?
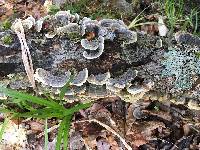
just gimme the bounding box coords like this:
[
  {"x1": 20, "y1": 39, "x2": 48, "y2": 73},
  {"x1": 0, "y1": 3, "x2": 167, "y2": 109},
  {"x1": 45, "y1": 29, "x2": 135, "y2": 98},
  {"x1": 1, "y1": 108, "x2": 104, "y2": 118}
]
[
  {"x1": 0, "y1": 86, "x2": 92, "y2": 150},
  {"x1": 159, "y1": 0, "x2": 199, "y2": 34}
]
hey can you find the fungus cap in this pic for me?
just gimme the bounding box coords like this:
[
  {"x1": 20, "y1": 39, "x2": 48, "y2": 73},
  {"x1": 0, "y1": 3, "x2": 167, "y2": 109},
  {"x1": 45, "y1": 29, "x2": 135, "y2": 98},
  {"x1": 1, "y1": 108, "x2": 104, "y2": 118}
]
[
  {"x1": 71, "y1": 68, "x2": 88, "y2": 86},
  {"x1": 34, "y1": 68, "x2": 71, "y2": 87},
  {"x1": 87, "y1": 71, "x2": 111, "y2": 85}
]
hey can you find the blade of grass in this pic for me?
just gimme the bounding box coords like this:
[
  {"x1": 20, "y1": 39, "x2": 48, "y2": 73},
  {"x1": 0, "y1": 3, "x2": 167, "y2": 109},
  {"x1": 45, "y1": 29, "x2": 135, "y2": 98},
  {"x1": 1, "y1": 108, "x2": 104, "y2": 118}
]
[
  {"x1": 0, "y1": 87, "x2": 65, "y2": 110},
  {"x1": 193, "y1": 10, "x2": 199, "y2": 34},
  {"x1": 56, "y1": 118, "x2": 66, "y2": 150},
  {"x1": 63, "y1": 115, "x2": 72, "y2": 150},
  {"x1": 128, "y1": 4, "x2": 152, "y2": 29},
  {"x1": 60, "y1": 72, "x2": 74, "y2": 100},
  {"x1": 14, "y1": 102, "x2": 91, "y2": 119},
  {"x1": 15, "y1": 108, "x2": 63, "y2": 118},
  {"x1": 21, "y1": 101, "x2": 36, "y2": 111},
  {"x1": 44, "y1": 118, "x2": 48, "y2": 150},
  {"x1": 63, "y1": 102, "x2": 92, "y2": 116},
  {"x1": 0, "y1": 108, "x2": 15, "y2": 113}
]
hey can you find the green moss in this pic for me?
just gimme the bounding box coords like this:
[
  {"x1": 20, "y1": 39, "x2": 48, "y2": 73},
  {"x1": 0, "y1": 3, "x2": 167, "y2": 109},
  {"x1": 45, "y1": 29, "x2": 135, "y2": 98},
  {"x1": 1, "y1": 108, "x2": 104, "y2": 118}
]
[
  {"x1": 1, "y1": 20, "x2": 12, "y2": 30},
  {"x1": 67, "y1": 32, "x2": 81, "y2": 40},
  {"x1": 48, "y1": 5, "x2": 60, "y2": 15},
  {"x1": 195, "y1": 52, "x2": 200, "y2": 59},
  {"x1": 1, "y1": 35, "x2": 13, "y2": 45},
  {"x1": 63, "y1": 0, "x2": 89, "y2": 14},
  {"x1": 63, "y1": 0, "x2": 120, "y2": 19}
]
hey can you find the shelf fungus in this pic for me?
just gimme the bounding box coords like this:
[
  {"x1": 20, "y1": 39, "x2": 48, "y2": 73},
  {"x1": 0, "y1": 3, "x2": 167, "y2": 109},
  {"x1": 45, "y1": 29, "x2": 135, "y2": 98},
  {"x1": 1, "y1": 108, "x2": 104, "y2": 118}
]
[
  {"x1": 81, "y1": 36, "x2": 104, "y2": 59},
  {"x1": 127, "y1": 80, "x2": 154, "y2": 95},
  {"x1": 175, "y1": 31, "x2": 200, "y2": 46},
  {"x1": 55, "y1": 10, "x2": 79, "y2": 25},
  {"x1": 106, "y1": 69, "x2": 138, "y2": 93},
  {"x1": 87, "y1": 71, "x2": 111, "y2": 85},
  {"x1": 80, "y1": 17, "x2": 137, "y2": 59},
  {"x1": 71, "y1": 68, "x2": 88, "y2": 86},
  {"x1": 12, "y1": 12, "x2": 137, "y2": 60},
  {"x1": 34, "y1": 68, "x2": 71, "y2": 87}
]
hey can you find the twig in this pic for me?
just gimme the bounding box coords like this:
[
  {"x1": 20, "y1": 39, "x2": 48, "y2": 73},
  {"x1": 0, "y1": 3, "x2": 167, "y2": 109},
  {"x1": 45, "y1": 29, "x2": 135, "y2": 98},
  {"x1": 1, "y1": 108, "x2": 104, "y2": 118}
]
[{"x1": 75, "y1": 119, "x2": 132, "y2": 150}]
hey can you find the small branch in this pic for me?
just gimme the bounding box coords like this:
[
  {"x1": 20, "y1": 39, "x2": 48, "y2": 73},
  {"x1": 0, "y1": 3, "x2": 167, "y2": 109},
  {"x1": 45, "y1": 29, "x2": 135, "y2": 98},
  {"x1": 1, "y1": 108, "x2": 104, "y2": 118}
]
[{"x1": 75, "y1": 119, "x2": 132, "y2": 150}]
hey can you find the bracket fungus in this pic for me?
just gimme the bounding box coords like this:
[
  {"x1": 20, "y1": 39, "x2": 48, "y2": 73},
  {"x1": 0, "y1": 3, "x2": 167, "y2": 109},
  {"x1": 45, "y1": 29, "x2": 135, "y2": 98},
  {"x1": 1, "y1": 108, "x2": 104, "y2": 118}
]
[
  {"x1": 12, "y1": 12, "x2": 137, "y2": 60},
  {"x1": 175, "y1": 32, "x2": 200, "y2": 46},
  {"x1": 71, "y1": 68, "x2": 88, "y2": 86},
  {"x1": 106, "y1": 69, "x2": 138, "y2": 92},
  {"x1": 34, "y1": 68, "x2": 71, "y2": 87},
  {"x1": 87, "y1": 72, "x2": 111, "y2": 85},
  {"x1": 80, "y1": 18, "x2": 137, "y2": 59},
  {"x1": 126, "y1": 80, "x2": 154, "y2": 95},
  {"x1": 82, "y1": 36, "x2": 105, "y2": 59}
]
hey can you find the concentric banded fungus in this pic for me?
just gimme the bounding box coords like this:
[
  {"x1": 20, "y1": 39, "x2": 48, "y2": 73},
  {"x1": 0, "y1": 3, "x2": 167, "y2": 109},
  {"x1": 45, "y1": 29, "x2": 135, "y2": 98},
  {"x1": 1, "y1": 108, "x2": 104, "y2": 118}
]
[
  {"x1": 34, "y1": 68, "x2": 71, "y2": 87},
  {"x1": 127, "y1": 85, "x2": 146, "y2": 95},
  {"x1": 80, "y1": 17, "x2": 99, "y2": 36},
  {"x1": 87, "y1": 72, "x2": 111, "y2": 85},
  {"x1": 87, "y1": 84, "x2": 110, "y2": 98},
  {"x1": 83, "y1": 46, "x2": 104, "y2": 59},
  {"x1": 106, "y1": 69, "x2": 138, "y2": 92},
  {"x1": 71, "y1": 68, "x2": 88, "y2": 86},
  {"x1": 98, "y1": 19, "x2": 126, "y2": 29},
  {"x1": 55, "y1": 10, "x2": 79, "y2": 25},
  {"x1": 175, "y1": 32, "x2": 200, "y2": 45},
  {"x1": 127, "y1": 80, "x2": 154, "y2": 95},
  {"x1": 106, "y1": 81, "x2": 122, "y2": 93},
  {"x1": 82, "y1": 36, "x2": 105, "y2": 59},
  {"x1": 115, "y1": 28, "x2": 137, "y2": 44},
  {"x1": 81, "y1": 38, "x2": 100, "y2": 50}
]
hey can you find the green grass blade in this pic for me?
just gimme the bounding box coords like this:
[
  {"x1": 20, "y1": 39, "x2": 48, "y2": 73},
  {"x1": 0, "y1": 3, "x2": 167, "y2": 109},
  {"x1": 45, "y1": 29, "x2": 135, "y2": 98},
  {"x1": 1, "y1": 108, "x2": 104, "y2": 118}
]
[
  {"x1": 15, "y1": 108, "x2": 63, "y2": 118},
  {"x1": 21, "y1": 101, "x2": 36, "y2": 111},
  {"x1": 193, "y1": 11, "x2": 198, "y2": 34},
  {"x1": 128, "y1": 5, "x2": 151, "y2": 29},
  {"x1": 0, "y1": 108, "x2": 14, "y2": 113},
  {"x1": 59, "y1": 73, "x2": 74, "y2": 100},
  {"x1": 63, "y1": 115, "x2": 72, "y2": 150},
  {"x1": 63, "y1": 102, "x2": 92, "y2": 116},
  {"x1": 0, "y1": 87, "x2": 65, "y2": 110},
  {"x1": 44, "y1": 119, "x2": 48, "y2": 150},
  {"x1": 56, "y1": 119, "x2": 66, "y2": 150}
]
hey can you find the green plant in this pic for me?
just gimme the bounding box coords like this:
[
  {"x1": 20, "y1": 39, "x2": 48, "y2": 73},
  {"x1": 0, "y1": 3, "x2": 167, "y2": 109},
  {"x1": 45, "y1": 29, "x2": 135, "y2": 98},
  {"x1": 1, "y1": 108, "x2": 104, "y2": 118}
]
[
  {"x1": 63, "y1": 0, "x2": 89, "y2": 14},
  {"x1": 0, "y1": 86, "x2": 92, "y2": 149},
  {"x1": 128, "y1": 5, "x2": 157, "y2": 29},
  {"x1": 181, "y1": 8, "x2": 199, "y2": 34},
  {"x1": 48, "y1": 5, "x2": 61, "y2": 15},
  {"x1": 63, "y1": 0, "x2": 119, "y2": 19},
  {"x1": 164, "y1": 0, "x2": 184, "y2": 32},
  {"x1": 1, "y1": 35, "x2": 13, "y2": 45},
  {"x1": 1, "y1": 20, "x2": 12, "y2": 30}
]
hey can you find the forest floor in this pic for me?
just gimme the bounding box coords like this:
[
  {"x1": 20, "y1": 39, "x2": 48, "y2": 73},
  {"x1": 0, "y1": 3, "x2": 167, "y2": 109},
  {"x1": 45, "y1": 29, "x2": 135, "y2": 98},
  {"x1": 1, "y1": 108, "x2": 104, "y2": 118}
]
[{"x1": 0, "y1": 0, "x2": 200, "y2": 150}]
